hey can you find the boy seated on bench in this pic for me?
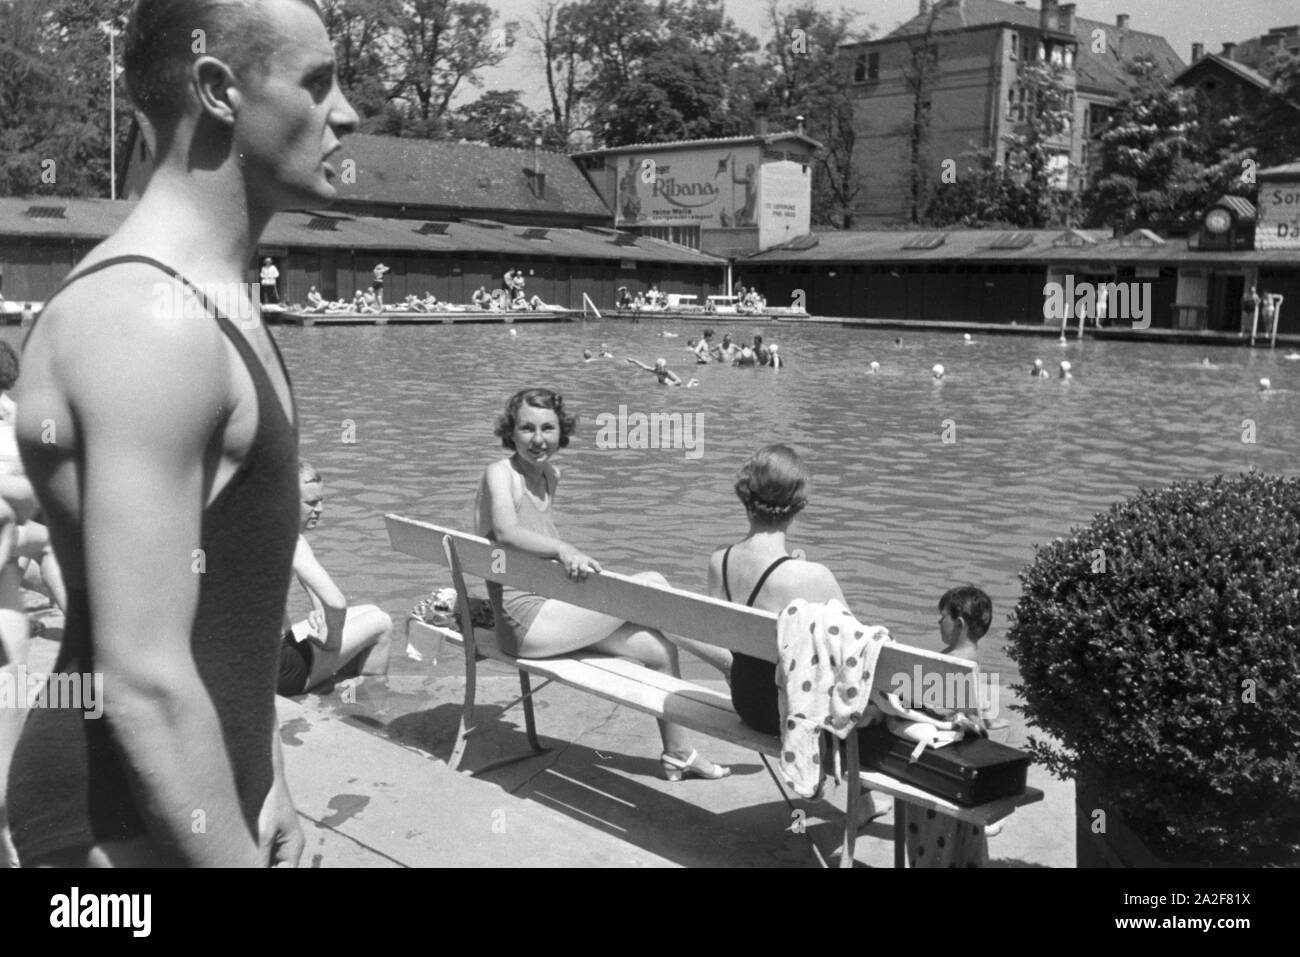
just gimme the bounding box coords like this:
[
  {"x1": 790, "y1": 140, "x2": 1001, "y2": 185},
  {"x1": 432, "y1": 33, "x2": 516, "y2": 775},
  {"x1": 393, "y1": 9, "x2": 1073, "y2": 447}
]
[{"x1": 278, "y1": 461, "x2": 393, "y2": 696}]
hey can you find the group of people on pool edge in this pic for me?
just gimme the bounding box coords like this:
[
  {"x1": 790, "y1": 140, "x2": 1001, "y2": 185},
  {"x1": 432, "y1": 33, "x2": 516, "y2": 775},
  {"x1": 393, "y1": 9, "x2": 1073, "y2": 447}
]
[{"x1": 475, "y1": 388, "x2": 1006, "y2": 862}]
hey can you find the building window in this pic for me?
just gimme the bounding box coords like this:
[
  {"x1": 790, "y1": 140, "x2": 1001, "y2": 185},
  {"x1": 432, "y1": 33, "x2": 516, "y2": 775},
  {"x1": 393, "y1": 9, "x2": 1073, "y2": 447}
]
[
  {"x1": 1010, "y1": 32, "x2": 1020, "y2": 60},
  {"x1": 854, "y1": 53, "x2": 867, "y2": 82},
  {"x1": 868, "y1": 51, "x2": 879, "y2": 81}
]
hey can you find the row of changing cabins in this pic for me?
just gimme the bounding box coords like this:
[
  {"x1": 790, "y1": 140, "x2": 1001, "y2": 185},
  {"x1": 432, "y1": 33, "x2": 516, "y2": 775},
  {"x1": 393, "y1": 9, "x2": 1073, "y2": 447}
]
[{"x1": 0, "y1": 198, "x2": 1296, "y2": 337}]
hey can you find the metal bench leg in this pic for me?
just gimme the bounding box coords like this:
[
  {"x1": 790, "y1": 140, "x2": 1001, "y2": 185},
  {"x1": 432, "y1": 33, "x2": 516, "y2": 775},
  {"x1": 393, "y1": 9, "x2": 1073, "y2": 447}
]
[
  {"x1": 448, "y1": 648, "x2": 478, "y2": 772},
  {"x1": 840, "y1": 734, "x2": 860, "y2": 869},
  {"x1": 520, "y1": 670, "x2": 545, "y2": 754},
  {"x1": 895, "y1": 801, "x2": 908, "y2": 868}
]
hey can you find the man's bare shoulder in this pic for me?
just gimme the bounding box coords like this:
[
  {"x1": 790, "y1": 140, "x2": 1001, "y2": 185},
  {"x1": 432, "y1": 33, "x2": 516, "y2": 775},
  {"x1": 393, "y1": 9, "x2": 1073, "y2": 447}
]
[{"x1": 27, "y1": 263, "x2": 231, "y2": 419}]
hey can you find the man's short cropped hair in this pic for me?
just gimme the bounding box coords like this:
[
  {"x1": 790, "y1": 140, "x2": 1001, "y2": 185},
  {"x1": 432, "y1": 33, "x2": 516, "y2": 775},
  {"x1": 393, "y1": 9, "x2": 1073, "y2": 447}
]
[
  {"x1": 124, "y1": 0, "x2": 322, "y2": 123},
  {"x1": 939, "y1": 586, "x2": 993, "y2": 640}
]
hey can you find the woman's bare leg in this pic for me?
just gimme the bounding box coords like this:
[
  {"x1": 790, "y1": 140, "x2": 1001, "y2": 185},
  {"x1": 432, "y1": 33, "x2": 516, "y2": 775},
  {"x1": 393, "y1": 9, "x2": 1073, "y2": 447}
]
[{"x1": 521, "y1": 599, "x2": 725, "y2": 773}]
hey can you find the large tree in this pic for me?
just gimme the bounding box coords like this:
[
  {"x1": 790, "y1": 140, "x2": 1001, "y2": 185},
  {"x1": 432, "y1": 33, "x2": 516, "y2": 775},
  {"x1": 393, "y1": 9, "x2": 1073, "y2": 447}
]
[
  {"x1": 534, "y1": 0, "x2": 760, "y2": 149},
  {"x1": 762, "y1": 1, "x2": 870, "y2": 228},
  {"x1": 1085, "y1": 57, "x2": 1253, "y2": 234},
  {"x1": 448, "y1": 90, "x2": 543, "y2": 147},
  {"x1": 0, "y1": 0, "x2": 132, "y2": 198}
]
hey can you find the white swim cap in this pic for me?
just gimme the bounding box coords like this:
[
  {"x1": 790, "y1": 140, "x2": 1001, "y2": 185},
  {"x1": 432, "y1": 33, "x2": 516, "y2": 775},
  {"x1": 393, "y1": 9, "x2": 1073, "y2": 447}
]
[
  {"x1": 1034, "y1": 358, "x2": 1044, "y2": 367},
  {"x1": 963, "y1": 333, "x2": 972, "y2": 341},
  {"x1": 770, "y1": 344, "x2": 779, "y2": 352},
  {"x1": 656, "y1": 358, "x2": 667, "y2": 368},
  {"x1": 1260, "y1": 377, "x2": 1271, "y2": 390},
  {"x1": 870, "y1": 360, "x2": 880, "y2": 371},
  {"x1": 932, "y1": 363, "x2": 945, "y2": 377},
  {"x1": 1060, "y1": 360, "x2": 1071, "y2": 372},
  {"x1": 509, "y1": 328, "x2": 518, "y2": 336}
]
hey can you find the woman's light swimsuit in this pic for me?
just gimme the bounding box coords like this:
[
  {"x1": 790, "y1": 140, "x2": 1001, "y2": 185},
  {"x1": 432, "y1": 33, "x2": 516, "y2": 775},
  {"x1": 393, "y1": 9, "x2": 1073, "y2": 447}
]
[{"x1": 482, "y1": 466, "x2": 559, "y2": 656}]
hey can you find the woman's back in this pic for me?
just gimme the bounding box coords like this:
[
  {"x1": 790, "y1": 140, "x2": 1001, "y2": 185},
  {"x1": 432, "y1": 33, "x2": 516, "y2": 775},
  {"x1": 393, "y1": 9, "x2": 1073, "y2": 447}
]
[{"x1": 708, "y1": 541, "x2": 843, "y2": 614}]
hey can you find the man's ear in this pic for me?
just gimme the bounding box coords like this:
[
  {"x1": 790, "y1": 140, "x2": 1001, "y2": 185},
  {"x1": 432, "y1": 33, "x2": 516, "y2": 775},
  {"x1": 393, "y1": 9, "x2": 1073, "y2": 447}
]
[{"x1": 192, "y1": 56, "x2": 240, "y2": 125}]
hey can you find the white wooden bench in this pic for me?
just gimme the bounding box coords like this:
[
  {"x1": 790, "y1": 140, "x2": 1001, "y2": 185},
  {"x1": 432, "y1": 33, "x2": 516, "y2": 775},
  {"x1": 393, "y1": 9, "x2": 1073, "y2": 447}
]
[{"x1": 386, "y1": 515, "x2": 1042, "y2": 867}]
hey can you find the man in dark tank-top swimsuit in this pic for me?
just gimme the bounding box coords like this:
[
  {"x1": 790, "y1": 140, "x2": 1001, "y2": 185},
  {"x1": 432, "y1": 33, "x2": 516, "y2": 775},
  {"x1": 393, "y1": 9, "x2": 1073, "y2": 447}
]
[{"x1": 3, "y1": 0, "x2": 359, "y2": 867}]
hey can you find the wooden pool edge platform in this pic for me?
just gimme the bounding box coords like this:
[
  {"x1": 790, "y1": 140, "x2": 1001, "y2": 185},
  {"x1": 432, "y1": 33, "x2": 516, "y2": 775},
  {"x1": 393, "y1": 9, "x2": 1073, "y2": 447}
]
[
  {"x1": 268, "y1": 308, "x2": 581, "y2": 326},
  {"x1": 250, "y1": 308, "x2": 1299, "y2": 347},
  {"x1": 776, "y1": 314, "x2": 1300, "y2": 347}
]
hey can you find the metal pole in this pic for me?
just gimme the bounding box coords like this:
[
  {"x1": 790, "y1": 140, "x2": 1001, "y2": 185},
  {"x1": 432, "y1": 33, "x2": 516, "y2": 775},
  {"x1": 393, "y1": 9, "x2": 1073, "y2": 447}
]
[
  {"x1": 1250, "y1": 302, "x2": 1260, "y2": 346},
  {"x1": 1270, "y1": 296, "x2": 1283, "y2": 350},
  {"x1": 109, "y1": 24, "x2": 116, "y2": 201}
]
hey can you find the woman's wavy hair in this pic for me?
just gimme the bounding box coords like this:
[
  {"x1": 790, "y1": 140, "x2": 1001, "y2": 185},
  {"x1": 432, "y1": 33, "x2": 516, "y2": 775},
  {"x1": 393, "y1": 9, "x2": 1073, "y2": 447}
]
[
  {"x1": 734, "y1": 444, "x2": 809, "y2": 525},
  {"x1": 495, "y1": 388, "x2": 577, "y2": 449}
]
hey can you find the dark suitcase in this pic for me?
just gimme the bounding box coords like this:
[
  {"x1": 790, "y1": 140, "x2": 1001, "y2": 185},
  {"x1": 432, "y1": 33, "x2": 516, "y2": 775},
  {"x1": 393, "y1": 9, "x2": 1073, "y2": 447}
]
[{"x1": 857, "y1": 725, "x2": 1030, "y2": 806}]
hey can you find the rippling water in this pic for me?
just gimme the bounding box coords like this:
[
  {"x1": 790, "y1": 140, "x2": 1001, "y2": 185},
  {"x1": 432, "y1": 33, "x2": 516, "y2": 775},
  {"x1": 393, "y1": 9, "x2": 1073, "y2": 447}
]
[{"x1": 269, "y1": 320, "x2": 1300, "y2": 686}]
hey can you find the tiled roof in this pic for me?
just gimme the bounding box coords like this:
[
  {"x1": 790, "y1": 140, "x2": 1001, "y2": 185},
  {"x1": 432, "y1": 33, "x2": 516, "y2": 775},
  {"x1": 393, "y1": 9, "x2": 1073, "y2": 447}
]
[
  {"x1": 0, "y1": 198, "x2": 725, "y2": 266},
  {"x1": 885, "y1": 0, "x2": 1184, "y2": 96},
  {"x1": 1259, "y1": 161, "x2": 1300, "y2": 179},
  {"x1": 1176, "y1": 54, "x2": 1273, "y2": 92},
  {"x1": 330, "y1": 134, "x2": 612, "y2": 220},
  {"x1": 571, "y1": 131, "x2": 821, "y2": 156},
  {"x1": 745, "y1": 227, "x2": 1298, "y2": 265}
]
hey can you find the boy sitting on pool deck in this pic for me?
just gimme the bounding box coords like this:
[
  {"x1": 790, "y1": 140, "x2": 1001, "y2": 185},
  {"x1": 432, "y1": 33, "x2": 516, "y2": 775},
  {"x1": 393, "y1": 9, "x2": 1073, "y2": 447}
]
[{"x1": 277, "y1": 461, "x2": 393, "y2": 696}]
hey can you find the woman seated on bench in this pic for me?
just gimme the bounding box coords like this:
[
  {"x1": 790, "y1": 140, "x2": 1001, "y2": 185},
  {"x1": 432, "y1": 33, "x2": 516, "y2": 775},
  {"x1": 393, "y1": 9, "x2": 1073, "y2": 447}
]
[
  {"x1": 474, "y1": 388, "x2": 731, "y2": 782},
  {"x1": 705, "y1": 444, "x2": 885, "y2": 820}
]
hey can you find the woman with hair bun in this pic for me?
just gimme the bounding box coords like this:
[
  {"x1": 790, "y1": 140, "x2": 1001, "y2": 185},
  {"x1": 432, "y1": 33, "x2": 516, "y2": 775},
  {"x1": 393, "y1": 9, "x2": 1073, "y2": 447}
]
[
  {"x1": 475, "y1": 388, "x2": 730, "y2": 781},
  {"x1": 707, "y1": 445, "x2": 883, "y2": 817}
]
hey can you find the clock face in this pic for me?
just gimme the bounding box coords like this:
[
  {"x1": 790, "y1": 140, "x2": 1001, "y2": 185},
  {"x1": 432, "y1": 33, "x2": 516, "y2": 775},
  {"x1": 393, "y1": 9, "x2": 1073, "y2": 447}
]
[{"x1": 1205, "y1": 208, "x2": 1231, "y2": 234}]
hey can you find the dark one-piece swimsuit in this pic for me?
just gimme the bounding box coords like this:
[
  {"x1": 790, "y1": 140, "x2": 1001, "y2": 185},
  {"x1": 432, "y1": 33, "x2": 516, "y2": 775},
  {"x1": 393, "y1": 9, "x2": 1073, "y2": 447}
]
[
  {"x1": 6, "y1": 255, "x2": 300, "y2": 863},
  {"x1": 724, "y1": 547, "x2": 877, "y2": 763}
]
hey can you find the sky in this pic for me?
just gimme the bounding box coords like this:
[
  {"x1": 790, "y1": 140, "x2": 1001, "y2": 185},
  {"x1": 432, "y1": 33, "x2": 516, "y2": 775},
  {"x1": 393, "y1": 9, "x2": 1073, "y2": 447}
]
[{"x1": 467, "y1": 0, "x2": 1300, "y2": 112}]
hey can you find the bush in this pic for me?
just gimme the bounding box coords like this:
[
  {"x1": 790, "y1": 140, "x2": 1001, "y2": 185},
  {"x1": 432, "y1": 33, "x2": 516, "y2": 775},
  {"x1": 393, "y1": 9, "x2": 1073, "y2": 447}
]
[{"x1": 1007, "y1": 472, "x2": 1300, "y2": 865}]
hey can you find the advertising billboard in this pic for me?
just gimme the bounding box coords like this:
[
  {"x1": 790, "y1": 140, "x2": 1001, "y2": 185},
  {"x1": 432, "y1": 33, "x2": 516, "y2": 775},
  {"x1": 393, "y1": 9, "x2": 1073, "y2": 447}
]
[
  {"x1": 758, "y1": 160, "x2": 811, "y2": 250},
  {"x1": 615, "y1": 146, "x2": 762, "y2": 229},
  {"x1": 1257, "y1": 177, "x2": 1300, "y2": 250}
]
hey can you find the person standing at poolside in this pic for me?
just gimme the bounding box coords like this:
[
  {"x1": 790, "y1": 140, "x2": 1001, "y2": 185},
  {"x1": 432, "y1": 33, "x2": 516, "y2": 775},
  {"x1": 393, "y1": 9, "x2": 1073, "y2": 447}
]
[
  {"x1": 260, "y1": 257, "x2": 280, "y2": 305},
  {"x1": 475, "y1": 389, "x2": 729, "y2": 781},
  {"x1": 7, "y1": 0, "x2": 358, "y2": 867},
  {"x1": 372, "y1": 262, "x2": 389, "y2": 307}
]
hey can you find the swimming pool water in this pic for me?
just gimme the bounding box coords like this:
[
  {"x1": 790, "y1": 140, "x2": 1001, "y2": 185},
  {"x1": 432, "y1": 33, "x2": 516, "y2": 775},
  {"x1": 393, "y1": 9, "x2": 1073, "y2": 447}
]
[{"x1": 263, "y1": 320, "x2": 1300, "y2": 689}]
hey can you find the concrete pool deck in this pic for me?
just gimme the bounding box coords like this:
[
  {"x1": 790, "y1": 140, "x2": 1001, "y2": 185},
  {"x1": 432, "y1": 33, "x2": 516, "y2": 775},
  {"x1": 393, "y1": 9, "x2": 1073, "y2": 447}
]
[{"x1": 20, "y1": 603, "x2": 1075, "y2": 868}]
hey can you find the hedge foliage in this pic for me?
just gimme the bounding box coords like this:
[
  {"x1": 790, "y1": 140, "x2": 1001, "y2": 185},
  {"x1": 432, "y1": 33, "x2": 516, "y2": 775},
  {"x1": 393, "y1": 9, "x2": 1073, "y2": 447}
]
[{"x1": 1007, "y1": 472, "x2": 1300, "y2": 865}]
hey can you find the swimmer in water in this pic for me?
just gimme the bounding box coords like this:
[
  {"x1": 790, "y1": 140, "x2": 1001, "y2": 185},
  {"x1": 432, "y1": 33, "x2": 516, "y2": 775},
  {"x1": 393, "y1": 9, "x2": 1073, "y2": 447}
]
[
  {"x1": 1259, "y1": 377, "x2": 1271, "y2": 392},
  {"x1": 600, "y1": 343, "x2": 614, "y2": 358},
  {"x1": 1059, "y1": 360, "x2": 1072, "y2": 380},
  {"x1": 1285, "y1": 352, "x2": 1300, "y2": 361},
  {"x1": 963, "y1": 333, "x2": 974, "y2": 345},
  {"x1": 932, "y1": 363, "x2": 945, "y2": 380},
  {"x1": 1031, "y1": 358, "x2": 1048, "y2": 378},
  {"x1": 509, "y1": 328, "x2": 518, "y2": 337},
  {"x1": 869, "y1": 361, "x2": 880, "y2": 373},
  {"x1": 894, "y1": 337, "x2": 903, "y2": 347},
  {"x1": 660, "y1": 331, "x2": 679, "y2": 338},
  {"x1": 734, "y1": 345, "x2": 757, "y2": 367},
  {"x1": 627, "y1": 356, "x2": 686, "y2": 386},
  {"x1": 768, "y1": 344, "x2": 782, "y2": 370},
  {"x1": 583, "y1": 349, "x2": 595, "y2": 362}
]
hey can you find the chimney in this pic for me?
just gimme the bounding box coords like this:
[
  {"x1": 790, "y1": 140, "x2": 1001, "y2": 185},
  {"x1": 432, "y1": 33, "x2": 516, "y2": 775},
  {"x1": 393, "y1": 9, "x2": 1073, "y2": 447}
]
[
  {"x1": 1192, "y1": 42, "x2": 1204, "y2": 61},
  {"x1": 1060, "y1": 3, "x2": 1076, "y2": 34},
  {"x1": 1116, "y1": 13, "x2": 1129, "y2": 30},
  {"x1": 1041, "y1": 0, "x2": 1059, "y2": 33},
  {"x1": 1222, "y1": 41, "x2": 1237, "y2": 59}
]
